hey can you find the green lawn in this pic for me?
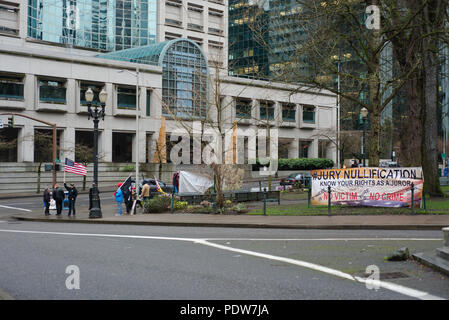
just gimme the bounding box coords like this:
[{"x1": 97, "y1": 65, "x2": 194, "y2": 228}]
[
  {"x1": 249, "y1": 195, "x2": 449, "y2": 216},
  {"x1": 247, "y1": 187, "x2": 449, "y2": 216},
  {"x1": 442, "y1": 185, "x2": 449, "y2": 194}
]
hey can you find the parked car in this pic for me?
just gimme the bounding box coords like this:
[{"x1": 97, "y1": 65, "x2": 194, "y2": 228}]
[
  {"x1": 379, "y1": 161, "x2": 399, "y2": 168},
  {"x1": 134, "y1": 178, "x2": 174, "y2": 197},
  {"x1": 280, "y1": 173, "x2": 312, "y2": 187}
]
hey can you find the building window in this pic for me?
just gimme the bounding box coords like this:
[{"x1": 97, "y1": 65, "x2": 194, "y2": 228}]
[
  {"x1": 146, "y1": 90, "x2": 151, "y2": 116},
  {"x1": 260, "y1": 101, "x2": 274, "y2": 120},
  {"x1": 28, "y1": 0, "x2": 157, "y2": 51},
  {"x1": 39, "y1": 79, "x2": 66, "y2": 104},
  {"x1": 0, "y1": 1, "x2": 19, "y2": 36},
  {"x1": 75, "y1": 131, "x2": 94, "y2": 163},
  {"x1": 302, "y1": 105, "x2": 315, "y2": 123},
  {"x1": 0, "y1": 73, "x2": 24, "y2": 100},
  {"x1": 80, "y1": 82, "x2": 104, "y2": 106},
  {"x1": 161, "y1": 40, "x2": 208, "y2": 119},
  {"x1": 236, "y1": 99, "x2": 252, "y2": 119},
  {"x1": 117, "y1": 86, "x2": 136, "y2": 109},
  {"x1": 319, "y1": 140, "x2": 328, "y2": 158},
  {"x1": 299, "y1": 141, "x2": 311, "y2": 158},
  {"x1": 112, "y1": 132, "x2": 133, "y2": 162},
  {"x1": 34, "y1": 129, "x2": 62, "y2": 163},
  {"x1": 0, "y1": 127, "x2": 18, "y2": 162},
  {"x1": 282, "y1": 103, "x2": 296, "y2": 122}
]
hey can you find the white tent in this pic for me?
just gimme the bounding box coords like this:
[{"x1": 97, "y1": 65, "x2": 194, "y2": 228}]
[{"x1": 179, "y1": 171, "x2": 214, "y2": 194}]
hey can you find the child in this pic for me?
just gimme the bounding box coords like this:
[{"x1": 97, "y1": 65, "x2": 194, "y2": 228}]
[{"x1": 115, "y1": 183, "x2": 124, "y2": 216}]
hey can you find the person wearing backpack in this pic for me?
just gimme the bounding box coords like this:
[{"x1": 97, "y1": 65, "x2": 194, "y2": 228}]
[{"x1": 115, "y1": 183, "x2": 124, "y2": 216}]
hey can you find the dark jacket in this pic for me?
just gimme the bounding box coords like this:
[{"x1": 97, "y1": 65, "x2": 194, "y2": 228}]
[
  {"x1": 43, "y1": 189, "x2": 51, "y2": 203},
  {"x1": 52, "y1": 187, "x2": 65, "y2": 202},
  {"x1": 64, "y1": 183, "x2": 78, "y2": 200}
]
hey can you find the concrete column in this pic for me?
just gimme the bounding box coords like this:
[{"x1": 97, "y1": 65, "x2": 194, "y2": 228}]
[
  {"x1": 326, "y1": 141, "x2": 337, "y2": 164},
  {"x1": 104, "y1": 83, "x2": 114, "y2": 117},
  {"x1": 18, "y1": 125, "x2": 34, "y2": 162},
  {"x1": 24, "y1": 74, "x2": 35, "y2": 111},
  {"x1": 147, "y1": 133, "x2": 159, "y2": 163},
  {"x1": 309, "y1": 139, "x2": 319, "y2": 158},
  {"x1": 61, "y1": 127, "x2": 75, "y2": 161},
  {"x1": 252, "y1": 99, "x2": 258, "y2": 123},
  {"x1": 66, "y1": 79, "x2": 76, "y2": 113},
  {"x1": 132, "y1": 131, "x2": 146, "y2": 163},
  {"x1": 274, "y1": 101, "x2": 281, "y2": 126},
  {"x1": 100, "y1": 129, "x2": 112, "y2": 162},
  {"x1": 138, "y1": 130, "x2": 146, "y2": 163},
  {"x1": 288, "y1": 139, "x2": 299, "y2": 159},
  {"x1": 151, "y1": 88, "x2": 162, "y2": 119}
]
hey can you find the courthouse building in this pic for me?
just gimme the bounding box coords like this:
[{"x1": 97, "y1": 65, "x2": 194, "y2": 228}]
[{"x1": 0, "y1": 0, "x2": 337, "y2": 176}]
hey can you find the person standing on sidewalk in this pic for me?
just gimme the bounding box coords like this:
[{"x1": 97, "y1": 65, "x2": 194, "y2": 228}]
[
  {"x1": 52, "y1": 184, "x2": 65, "y2": 216},
  {"x1": 140, "y1": 180, "x2": 150, "y2": 202},
  {"x1": 64, "y1": 182, "x2": 78, "y2": 217},
  {"x1": 115, "y1": 183, "x2": 124, "y2": 216},
  {"x1": 172, "y1": 172, "x2": 179, "y2": 193},
  {"x1": 43, "y1": 187, "x2": 51, "y2": 216}
]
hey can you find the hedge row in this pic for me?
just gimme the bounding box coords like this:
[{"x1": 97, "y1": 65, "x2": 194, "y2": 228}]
[{"x1": 252, "y1": 158, "x2": 334, "y2": 171}]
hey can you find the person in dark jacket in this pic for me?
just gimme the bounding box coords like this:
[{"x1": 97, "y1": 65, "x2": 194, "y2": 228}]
[
  {"x1": 52, "y1": 184, "x2": 65, "y2": 216},
  {"x1": 123, "y1": 188, "x2": 132, "y2": 215},
  {"x1": 172, "y1": 172, "x2": 179, "y2": 193},
  {"x1": 64, "y1": 182, "x2": 78, "y2": 216},
  {"x1": 43, "y1": 187, "x2": 51, "y2": 216}
]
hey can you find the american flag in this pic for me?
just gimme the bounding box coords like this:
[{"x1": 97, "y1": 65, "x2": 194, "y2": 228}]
[{"x1": 64, "y1": 158, "x2": 87, "y2": 176}]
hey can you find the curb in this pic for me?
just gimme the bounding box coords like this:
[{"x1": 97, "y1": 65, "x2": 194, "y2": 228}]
[{"x1": 11, "y1": 216, "x2": 448, "y2": 230}]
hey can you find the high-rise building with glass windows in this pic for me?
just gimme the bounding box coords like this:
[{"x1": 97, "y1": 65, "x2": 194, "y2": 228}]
[{"x1": 27, "y1": 0, "x2": 157, "y2": 51}]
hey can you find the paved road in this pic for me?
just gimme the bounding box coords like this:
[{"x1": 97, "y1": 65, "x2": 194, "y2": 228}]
[
  {"x1": 0, "y1": 221, "x2": 447, "y2": 300},
  {"x1": 0, "y1": 192, "x2": 115, "y2": 218}
]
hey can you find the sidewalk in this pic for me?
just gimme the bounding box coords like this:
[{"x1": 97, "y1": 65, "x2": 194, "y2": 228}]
[{"x1": 10, "y1": 201, "x2": 449, "y2": 230}]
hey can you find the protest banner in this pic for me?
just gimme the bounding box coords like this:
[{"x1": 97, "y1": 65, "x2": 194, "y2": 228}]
[{"x1": 310, "y1": 167, "x2": 423, "y2": 208}]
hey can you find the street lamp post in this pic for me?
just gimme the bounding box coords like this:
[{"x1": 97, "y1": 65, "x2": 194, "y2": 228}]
[
  {"x1": 86, "y1": 87, "x2": 107, "y2": 218},
  {"x1": 360, "y1": 107, "x2": 369, "y2": 168}
]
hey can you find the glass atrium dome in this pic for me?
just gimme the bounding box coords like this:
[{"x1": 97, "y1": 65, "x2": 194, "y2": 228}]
[{"x1": 98, "y1": 39, "x2": 209, "y2": 119}]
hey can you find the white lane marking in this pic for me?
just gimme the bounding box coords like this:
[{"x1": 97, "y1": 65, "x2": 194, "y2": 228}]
[
  {"x1": 0, "y1": 205, "x2": 32, "y2": 212},
  {"x1": 197, "y1": 239, "x2": 444, "y2": 300},
  {"x1": 204, "y1": 238, "x2": 442, "y2": 241},
  {"x1": 0, "y1": 202, "x2": 34, "y2": 206},
  {"x1": 0, "y1": 229, "x2": 444, "y2": 300},
  {"x1": 0, "y1": 229, "x2": 196, "y2": 242}
]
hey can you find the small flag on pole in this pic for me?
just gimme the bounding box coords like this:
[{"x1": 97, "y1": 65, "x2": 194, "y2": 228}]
[
  {"x1": 154, "y1": 176, "x2": 166, "y2": 194},
  {"x1": 64, "y1": 158, "x2": 87, "y2": 176},
  {"x1": 119, "y1": 176, "x2": 132, "y2": 194}
]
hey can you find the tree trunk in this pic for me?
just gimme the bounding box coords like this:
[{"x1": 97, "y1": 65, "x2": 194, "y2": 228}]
[
  {"x1": 422, "y1": 46, "x2": 443, "y2": 196},
  {"x1": 400, "y1": 74, "x2": 423, "y2": 166},
  {"x1": 368, "y1": 110, "x2": 381, "y2": 167}
]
